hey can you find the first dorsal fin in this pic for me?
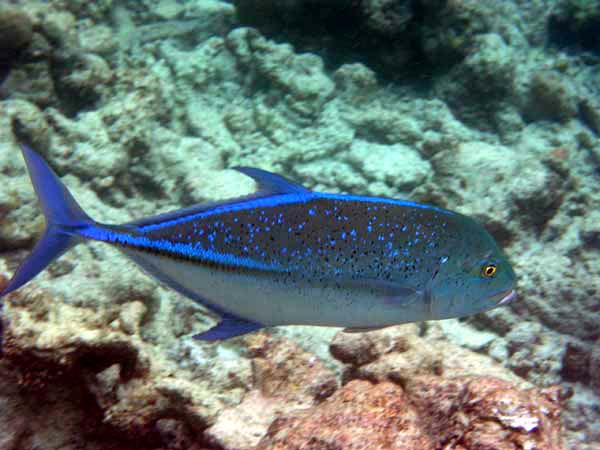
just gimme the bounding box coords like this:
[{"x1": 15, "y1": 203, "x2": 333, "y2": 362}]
[{"x1": 234, "y1": 167, "x2": 311, "y2": 195}]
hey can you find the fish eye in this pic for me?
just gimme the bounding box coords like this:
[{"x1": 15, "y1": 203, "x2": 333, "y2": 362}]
[{"x1": 481, "y1": 263, "x2": 497, "y2": 278}]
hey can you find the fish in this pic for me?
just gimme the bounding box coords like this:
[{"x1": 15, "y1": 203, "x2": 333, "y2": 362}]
[{"x1": 0, "y1": 143, "x2": 517, "y2": 348}]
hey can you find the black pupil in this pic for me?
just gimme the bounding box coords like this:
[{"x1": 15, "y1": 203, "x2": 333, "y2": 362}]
[{"x1": 486, "y1": 266, "x2": 495, "y2": 275}]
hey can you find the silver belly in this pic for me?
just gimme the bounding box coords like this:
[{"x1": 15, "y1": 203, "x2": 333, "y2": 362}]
[{"x1": 122, "y1": 248, "x2": 427, "y2": 328}]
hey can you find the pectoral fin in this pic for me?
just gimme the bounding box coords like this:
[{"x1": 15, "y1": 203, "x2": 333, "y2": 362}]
[
  {"x1": 381, "y1": 286, "x2": 421, "y2": 305},
  {"x1": 343, "y1": 326, "x2": 386, "y2": 333},
  {"x1": 341, "y1": 278, "x2": 422, "y2": 306},
  {"x1": 192, "y1": 315, "x2": 263, "y2": 341}
]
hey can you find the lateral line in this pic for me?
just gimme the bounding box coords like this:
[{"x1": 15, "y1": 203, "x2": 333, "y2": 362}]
[{"x1": 80, "y1": 226, "x2": 283, "y2": 274}]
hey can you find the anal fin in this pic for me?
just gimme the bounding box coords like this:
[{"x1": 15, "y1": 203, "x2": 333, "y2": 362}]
[{"x1": 192, "y1": 315, "x2": 263, "y2": 341}]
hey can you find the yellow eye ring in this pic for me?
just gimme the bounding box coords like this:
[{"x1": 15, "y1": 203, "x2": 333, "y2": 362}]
[{"x1": 482, "y1": 264, "x2": 497, "y2": 278}]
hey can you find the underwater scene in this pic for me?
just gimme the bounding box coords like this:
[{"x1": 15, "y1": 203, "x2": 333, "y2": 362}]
[{"x1": 0, "y1": 0, "x2": 599, "y2": 449}]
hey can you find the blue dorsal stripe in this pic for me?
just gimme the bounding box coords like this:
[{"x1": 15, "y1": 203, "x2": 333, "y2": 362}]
[{"x1": 133, "y1": 192, "x2": 455, "y2": 233}]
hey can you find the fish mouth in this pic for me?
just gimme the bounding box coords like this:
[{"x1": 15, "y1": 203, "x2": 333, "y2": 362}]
[{"x1": 488, "y1": 289, "x2": 517, "y2": 305}]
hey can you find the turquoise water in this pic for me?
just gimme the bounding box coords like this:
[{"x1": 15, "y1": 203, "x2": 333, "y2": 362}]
[{"x1": 0, "y1": 1, "x2": 598, "y2": 449}]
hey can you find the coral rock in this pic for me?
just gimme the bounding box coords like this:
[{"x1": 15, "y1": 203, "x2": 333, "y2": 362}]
[
  {"x1": 256, "y1": 377, "x2": 564, "y2": 450},
  {"x1": 411, "y1": 377, "x2": 564, "y2": 449},
  {"x1": 0, "y1": 7, "x2": 33, "y2": 55},
  {"x1": 205, "y1": 390, "x2": 282, "y2": 450},
  {"x1": 0, "y1": 284, "x2": 249, "y2": 448},
  {"x1": 362, "y1": 0, "x2": 413, "y2": 36},
  {"x1": 579, "y1": 98, "x2": 600, "y2": 136},
  {"x1": 331, "y1": 324, "x2": 529, "y2": 389},
  {"x1": 256, "y1": 380, "x2": 432, "y2": 450},
  {"x1": 247, "y1": 333, "x2": 338, "y2": 403},
  {"x1": 590, "y1": 342, "x2": 600, "y2": 394},
  {"x1": 526, "y1": 70, "x2": 578, "y2": 122},
  {"x1": 205, "y1": 334, "x2": 338, "y2": 449},
  {"x1": 326, "y1": 326, "x2": 565, "y2": 449}
]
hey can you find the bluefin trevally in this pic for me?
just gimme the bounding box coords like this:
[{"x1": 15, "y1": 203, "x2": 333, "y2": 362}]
[{"x1": 0, "y1": 143, "x2": 516, "y2": 346}]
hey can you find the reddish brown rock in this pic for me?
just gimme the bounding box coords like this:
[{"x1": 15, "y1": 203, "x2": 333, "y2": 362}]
[
  {"x1": 253, "y1": 325, "x2": 565, "y2": 450},
  {"x1": 329, "y1": 329, "x2": 379, "y2": 366},
  {"x1": 410, "y1": 376, "x2": 564, "y2": 450},
  {"x1": 246, "y1": 333, "x2": 338, "y2": 403},
  {"x1": 256, "y1": 380, "x2": 433, "y2": 450},
  {"x1": 255, "y1": 376, "x2": 564, "y2": 450}
]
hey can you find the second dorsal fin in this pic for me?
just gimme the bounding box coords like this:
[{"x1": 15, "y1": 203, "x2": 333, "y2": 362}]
[
  {"x1": 126, "y1": 167, "x2": 311, "y2": 230},
  {"x1": 234, "y1": 167, "x2": 311, "y2": 195}
]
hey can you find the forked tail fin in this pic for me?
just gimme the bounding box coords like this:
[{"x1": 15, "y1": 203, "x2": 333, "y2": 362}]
[{"x1": 1, "y1": 143, "x2": 94, "y2": 353}]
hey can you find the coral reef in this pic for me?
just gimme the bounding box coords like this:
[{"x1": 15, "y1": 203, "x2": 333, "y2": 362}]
[
  {"x1": 0, "y1": 0, "x2": 599, "y2": 449},
  {"x1": 234, "y1": 0, "x2": 518, "y2": 79}
]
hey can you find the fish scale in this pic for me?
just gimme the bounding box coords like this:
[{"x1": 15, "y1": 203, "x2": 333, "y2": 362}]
[{"x1": 0, "y1": 144, "x2": 517, "y2": 345}]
